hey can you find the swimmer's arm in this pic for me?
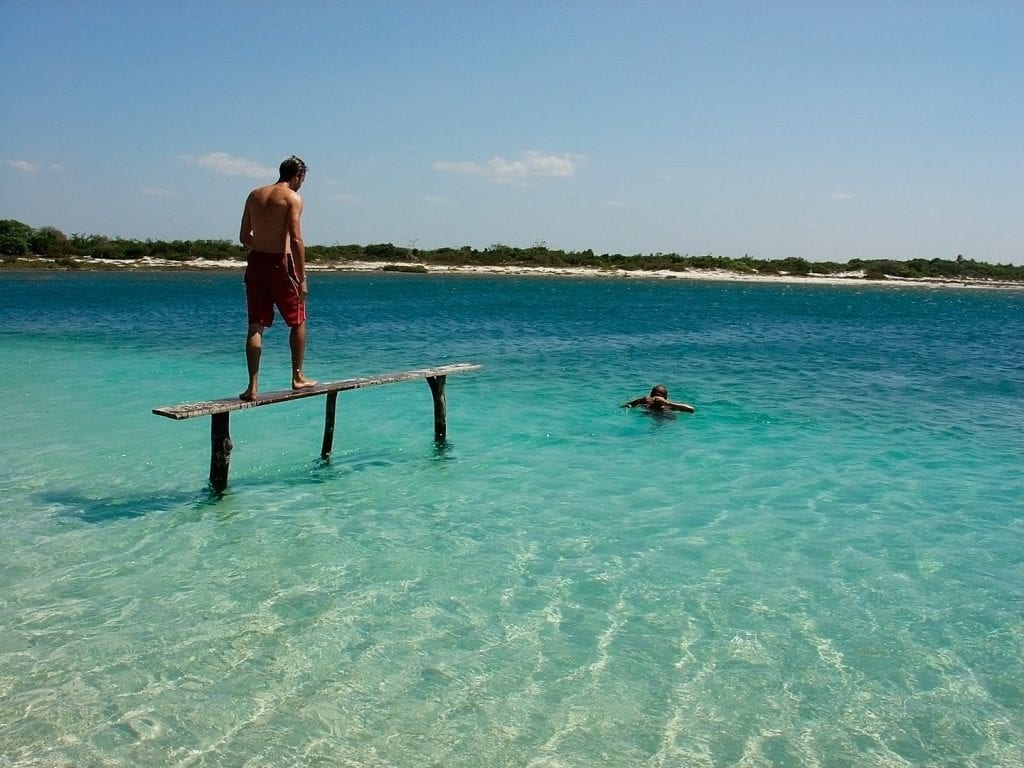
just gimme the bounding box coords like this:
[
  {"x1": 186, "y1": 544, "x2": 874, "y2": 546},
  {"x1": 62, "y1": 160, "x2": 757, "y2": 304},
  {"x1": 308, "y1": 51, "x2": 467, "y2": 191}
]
[
  {"x1": 667, "y1": 401, "x2": 696, "y2": 413},
  {"x1": 622, "y1": 396, "x2": 647, "y2": 408}
]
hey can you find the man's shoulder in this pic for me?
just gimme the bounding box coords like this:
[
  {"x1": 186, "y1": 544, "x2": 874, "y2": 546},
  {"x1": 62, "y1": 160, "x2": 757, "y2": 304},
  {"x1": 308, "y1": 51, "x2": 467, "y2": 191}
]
[
  {"x1": 248, "y1": 184, "x2": 274, "y2": 201},
  {"x1": 271, "y1": 184, "x2": 301, "y2": 202},
  {"x1": 249, "y1": 183, "x2": 299, "y2": 205}
]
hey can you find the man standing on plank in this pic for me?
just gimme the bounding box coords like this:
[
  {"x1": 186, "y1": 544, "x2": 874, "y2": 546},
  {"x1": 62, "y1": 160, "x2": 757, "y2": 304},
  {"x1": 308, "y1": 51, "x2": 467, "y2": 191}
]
[{"x1": 238, "y1": 155, "x2": 317, "y2": 401}]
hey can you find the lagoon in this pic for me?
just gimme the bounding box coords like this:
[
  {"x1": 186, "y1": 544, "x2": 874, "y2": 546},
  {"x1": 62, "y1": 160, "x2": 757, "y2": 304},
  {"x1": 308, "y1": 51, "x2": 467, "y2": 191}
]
[{"x1": 1, "y1": 271, "x2": 1022, "y2": 766}]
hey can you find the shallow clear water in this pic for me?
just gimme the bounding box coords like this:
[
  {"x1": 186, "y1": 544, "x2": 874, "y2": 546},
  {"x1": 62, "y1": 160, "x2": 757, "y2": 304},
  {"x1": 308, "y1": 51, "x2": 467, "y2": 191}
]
[{"x1": 1, "y1": 271, "x2": 1022, "y2": 767}]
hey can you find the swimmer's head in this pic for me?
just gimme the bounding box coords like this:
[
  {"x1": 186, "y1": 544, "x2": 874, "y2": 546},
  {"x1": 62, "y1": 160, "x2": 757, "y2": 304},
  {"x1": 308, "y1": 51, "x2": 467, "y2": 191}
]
[{"x1": 650, "y1": 385, "x2": 668, "y2": 398}]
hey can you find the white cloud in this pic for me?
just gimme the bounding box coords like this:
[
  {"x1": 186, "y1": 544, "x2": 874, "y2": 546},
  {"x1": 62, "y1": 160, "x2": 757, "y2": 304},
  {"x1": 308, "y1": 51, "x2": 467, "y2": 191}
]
[
  {"x1": 9, "y1": 160, "x2": 63, "y2": 174},
  {"x1": 10, "y1": 160, "x2": 40, "y2": 173},
  {"x1": 423, "y1": 195, "x2": 450, "y2": 204},
  {"x1": 180, "y1": 152, "x2": 275, "y2": 179},
  {"x1": 830, "y1": 191, "x2": 857, "y2": 200},
  {"x1": 433, "y1": 160, "x2": 483, "y2": 175},
  {"x1": 330, "y1": 193, "x2": 360, "y2": 203},
  {"x1": 433, "y1": 150, "x2": 588, "y2": 184}
]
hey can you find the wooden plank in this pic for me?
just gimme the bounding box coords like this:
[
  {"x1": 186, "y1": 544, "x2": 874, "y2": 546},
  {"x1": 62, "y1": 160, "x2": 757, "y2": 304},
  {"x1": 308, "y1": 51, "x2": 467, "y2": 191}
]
[{"x1": 152, "y1": 363, "x2": 481, "y2": 420}]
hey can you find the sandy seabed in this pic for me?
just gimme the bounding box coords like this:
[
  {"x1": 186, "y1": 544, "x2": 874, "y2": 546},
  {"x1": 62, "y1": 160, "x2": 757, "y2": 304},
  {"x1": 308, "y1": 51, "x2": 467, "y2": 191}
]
[{"x1": 11, "y1": 256, "x2": 1024, "y2": 291}]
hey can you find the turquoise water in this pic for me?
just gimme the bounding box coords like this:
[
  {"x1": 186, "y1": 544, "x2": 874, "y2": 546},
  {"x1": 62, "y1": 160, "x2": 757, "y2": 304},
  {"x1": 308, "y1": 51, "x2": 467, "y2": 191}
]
[{"x1": 1, "y1": 270, "x2": 1022, "y2": 767}]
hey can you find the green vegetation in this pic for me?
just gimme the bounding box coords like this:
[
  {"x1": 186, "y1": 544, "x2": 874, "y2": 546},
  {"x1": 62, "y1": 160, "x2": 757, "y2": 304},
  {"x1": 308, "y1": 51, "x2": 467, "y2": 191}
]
[
  {"x1": 2, "y1": 219, "x2": 1022, "y2": 282},
  {"x1": 0, "y1": 220, "x2": 243, "y2": 263}
]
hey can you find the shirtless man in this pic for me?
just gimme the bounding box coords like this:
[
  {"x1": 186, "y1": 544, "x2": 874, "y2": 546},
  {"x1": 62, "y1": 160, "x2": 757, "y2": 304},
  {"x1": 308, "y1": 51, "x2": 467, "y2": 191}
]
[
  {"x1": 238, "y1": 155, "x2": 317, "y2": 401},
  {"x1": 623, "y1": 384, "x2": 696, "y2": 413}
]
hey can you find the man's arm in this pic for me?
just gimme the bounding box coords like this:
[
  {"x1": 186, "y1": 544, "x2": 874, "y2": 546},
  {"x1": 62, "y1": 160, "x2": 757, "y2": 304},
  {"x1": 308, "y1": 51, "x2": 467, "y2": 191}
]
[
  {"x1": 666, "y1": 400, "x2": 696, "y2": 413},
  {"x1": 622, "y1": 396, "x2": 647, "y2": 408},
  {"x1": 287, "y1": 193, "x2": 307, "y2": 294},
  {"x1": 239, "y1": 194, "x2": 254, "y2": 248}
]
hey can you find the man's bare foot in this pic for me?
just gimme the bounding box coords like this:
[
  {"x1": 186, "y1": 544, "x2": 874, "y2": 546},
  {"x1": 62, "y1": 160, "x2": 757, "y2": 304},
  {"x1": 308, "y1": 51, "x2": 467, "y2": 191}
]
[
  {"x1": 292, "y1": 374, "x2": 317, "y2": 391},
  {"x1": 239, "y1": 389, "x2": 258, "y2": 402}
]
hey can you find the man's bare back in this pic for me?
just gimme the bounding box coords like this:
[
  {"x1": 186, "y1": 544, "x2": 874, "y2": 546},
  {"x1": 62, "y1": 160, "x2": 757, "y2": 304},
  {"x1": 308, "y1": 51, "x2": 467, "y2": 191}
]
[{"x1": 240, "y1": 184, "x2": 303, "y2": 254}]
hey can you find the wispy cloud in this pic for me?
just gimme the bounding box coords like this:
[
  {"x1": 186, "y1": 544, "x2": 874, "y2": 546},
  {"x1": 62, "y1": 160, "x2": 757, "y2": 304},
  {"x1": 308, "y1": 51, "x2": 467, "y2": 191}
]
[
  {"x1": 433, "y1": 151, "x2": 587, "y2": 184},
  {"x1": 330, "y1": 193, "x2": 360, "y2": 204},
  {"x1": 321, "y1": 180, "x2": 359, "y2": 203},
  {"x1": 143, "y1": 187, "x2": 176, "y2": 197},
  {"x1": 180, "y1": 152, "x2": 275, "y2": 179},
  {"x1": 8, "y1": 160, "x2": 63, "y2": 174},
  {"x1": 830, "y1": 191, "x2": 857, "y2": 200},
  {"x1": 10, "y1": 160, "x2": 39, "y2": 173}
]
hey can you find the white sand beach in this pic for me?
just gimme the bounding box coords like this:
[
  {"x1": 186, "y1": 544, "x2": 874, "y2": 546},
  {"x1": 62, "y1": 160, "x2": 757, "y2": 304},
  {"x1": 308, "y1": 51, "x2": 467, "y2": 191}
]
[{"x1": 13, "y1": 255, "x2": 1024, "y2": 290}]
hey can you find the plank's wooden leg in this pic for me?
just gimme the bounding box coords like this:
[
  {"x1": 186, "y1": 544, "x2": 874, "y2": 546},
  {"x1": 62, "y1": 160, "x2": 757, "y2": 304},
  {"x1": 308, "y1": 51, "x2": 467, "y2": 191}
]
[
  {"x1": 427, "y1": 375, "x2": 448, "y2": 441},
  {"x1": 321, "y1": 391, "x2": 339, "y2": 460},
  {"x1": 210, "y1": 412, "x2": 233, "y2": 494}
]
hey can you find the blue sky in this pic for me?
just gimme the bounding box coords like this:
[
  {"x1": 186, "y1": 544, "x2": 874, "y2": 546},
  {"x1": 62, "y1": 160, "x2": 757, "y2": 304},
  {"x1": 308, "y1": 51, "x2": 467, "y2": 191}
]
[{"x1": 2, "y1": 1, "x2": 1021, "y2": 263}]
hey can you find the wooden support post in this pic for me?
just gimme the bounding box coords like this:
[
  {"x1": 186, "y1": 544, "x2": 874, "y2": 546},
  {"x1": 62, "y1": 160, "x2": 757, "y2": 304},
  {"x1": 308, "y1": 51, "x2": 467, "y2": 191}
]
[
  {"x1": 427, "y1": 374, "x2": 447, "y2": 441},
  {"x1": 321, "y1": 390, "x2": 339, "y2": 460},
  {"x1": 210, "y1": 412, "x2": 233, "y2": 494},
  {"x1": 154, "y1": 363, "x2": 481, "y2": 492}
]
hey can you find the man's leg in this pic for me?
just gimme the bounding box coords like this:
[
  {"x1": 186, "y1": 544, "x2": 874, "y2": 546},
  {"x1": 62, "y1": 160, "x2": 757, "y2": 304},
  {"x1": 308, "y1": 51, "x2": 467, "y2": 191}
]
[
  {"x1": 240, "y1": 322, "x2": 264, "y2": 401},
  {"x1": 290, "y1": 321, "x2": 317, "y2": 390}
]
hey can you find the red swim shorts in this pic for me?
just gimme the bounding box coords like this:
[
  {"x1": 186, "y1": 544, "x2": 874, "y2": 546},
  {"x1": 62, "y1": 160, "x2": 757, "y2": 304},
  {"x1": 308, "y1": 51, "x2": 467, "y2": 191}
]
[{"x1": 244, "y1": 251, "x2": 307, "y2": 328}]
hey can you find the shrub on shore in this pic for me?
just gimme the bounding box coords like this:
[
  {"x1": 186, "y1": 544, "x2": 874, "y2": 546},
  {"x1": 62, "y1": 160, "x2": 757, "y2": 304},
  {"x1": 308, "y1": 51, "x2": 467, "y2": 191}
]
[{"x1": 2, "y1": 219, "x2": 1022, "y2": 282}]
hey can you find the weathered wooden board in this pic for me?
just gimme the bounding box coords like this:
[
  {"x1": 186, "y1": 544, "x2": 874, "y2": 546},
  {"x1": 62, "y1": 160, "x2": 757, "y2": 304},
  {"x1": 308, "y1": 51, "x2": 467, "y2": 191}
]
[{"x1": 153, "y1": 363, "x2": 482, "y2": 420}]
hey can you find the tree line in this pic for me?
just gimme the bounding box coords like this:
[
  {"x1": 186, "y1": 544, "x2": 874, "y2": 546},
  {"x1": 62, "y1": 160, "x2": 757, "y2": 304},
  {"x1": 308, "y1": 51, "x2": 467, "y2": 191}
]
[{"x1": 2, "y1": 218, "x2": 1022, "y2": 282}]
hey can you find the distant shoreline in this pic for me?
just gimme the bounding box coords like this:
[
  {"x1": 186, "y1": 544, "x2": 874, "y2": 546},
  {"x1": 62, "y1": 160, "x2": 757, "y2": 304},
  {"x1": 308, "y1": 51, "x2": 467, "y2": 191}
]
[{"x1": 5, "y1": 256, "x2": 1024, "y2": 291}]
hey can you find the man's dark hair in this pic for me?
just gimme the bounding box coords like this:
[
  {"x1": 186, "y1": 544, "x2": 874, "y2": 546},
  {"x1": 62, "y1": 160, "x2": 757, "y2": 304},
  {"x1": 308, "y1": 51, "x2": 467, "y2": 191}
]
[{"x1": 279, "y1": 155, "x2": 307, "y2": 182}]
